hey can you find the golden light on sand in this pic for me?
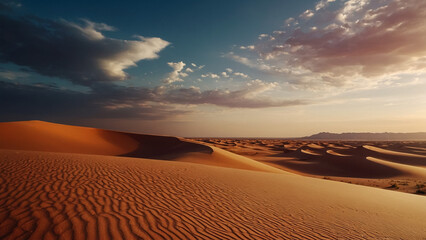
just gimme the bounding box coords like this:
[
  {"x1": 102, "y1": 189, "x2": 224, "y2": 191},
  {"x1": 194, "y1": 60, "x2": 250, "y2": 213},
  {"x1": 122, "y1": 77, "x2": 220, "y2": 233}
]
[{"x1": 0, "y1": 121, "x2": 425, "y2": 239}]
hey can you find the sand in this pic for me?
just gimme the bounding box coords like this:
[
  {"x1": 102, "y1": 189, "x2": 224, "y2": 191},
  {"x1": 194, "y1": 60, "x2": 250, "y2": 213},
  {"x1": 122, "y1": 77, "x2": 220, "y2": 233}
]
[
  {"x1": 1, "y1": 121, "x2": 426, "y2": 239},
  {"x1": 195, "y1": 139, "x2": 426, "y2": 194}
]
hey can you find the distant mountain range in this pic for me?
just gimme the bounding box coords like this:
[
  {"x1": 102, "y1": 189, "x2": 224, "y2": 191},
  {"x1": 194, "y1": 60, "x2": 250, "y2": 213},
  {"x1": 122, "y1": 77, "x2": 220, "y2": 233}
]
[{"x1": 301, "y1": 132, "x2": 426, "y2": 141}]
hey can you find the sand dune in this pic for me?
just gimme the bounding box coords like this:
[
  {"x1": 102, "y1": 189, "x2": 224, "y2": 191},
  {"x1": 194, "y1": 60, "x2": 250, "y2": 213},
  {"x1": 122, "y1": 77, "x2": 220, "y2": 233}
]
[
  {"x1": 0, "y1": 120, "x2": 212, "y2": 159},
  {"x1": 0, "y1": 121, "x2": 278, "y2": 173},
  {"x1": 363, "y1": 145, "x2": 426, "y2": 166},
  {"x1": 1, "y1": 149, "x2": 425, "y2": 239},
  {"x1": 197, "y1": 138, "x2": 426, "y2": 194},
  {"x1": 1, "y1": 121, "x2": 426, "y2": 239},
  {"x1": 326, "y1": 149, "x2": 352, "y2": 157},
  {"x1": 367, "y1": 156, "x2": 426, "y2": 178}
]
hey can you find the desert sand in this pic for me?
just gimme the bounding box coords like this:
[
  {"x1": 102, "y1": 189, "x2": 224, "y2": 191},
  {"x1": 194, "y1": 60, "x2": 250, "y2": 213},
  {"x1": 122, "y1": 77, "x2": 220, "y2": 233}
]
[
  {"x1": 0, "y1": 121, "x2": 426, "y2": 239},
  {"x1": 197, "y1": 138, "x2": 426, "y2": 195}
]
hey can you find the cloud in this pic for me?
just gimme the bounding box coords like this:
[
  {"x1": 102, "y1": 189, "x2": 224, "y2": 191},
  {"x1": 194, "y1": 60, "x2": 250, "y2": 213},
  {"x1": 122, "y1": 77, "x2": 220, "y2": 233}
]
[
  {"x1": 164, "y1": 61, "x2": 188, "y2": 84},
  {"x1": 300, "y1": 9, "x2": 314, "y2": 19},
  {"x1": 0, "y1": 1, "x2": 22, "y2": 11},
  {"x1": 231, "y1": 0, "x2": 426, "y2": 88},
  {"x1": 201, "y1": 73, "x2": 220, "y2": 79},
  {"x1": 0, "y1": 81, "x2": 189, "y2": 122},
  {"x1": 0, "y1": 13, "x2": 169, "y2": 86},
  {"x1": 221, "y1": 72, "x2": 229, "y2": 78},
  {"x1": 158, "y1": 80, "x2": 307, "y2": 108},
  {"x1": 234, "y1": 72, "x2": 249, "y2": 78},
  {"x1": 0, "y1": 77, "x2": 308, "y2": 122},
  {"x1": 315, "y1": 0, "x2": 335, "y2": 11},
  {"x1": 226, "y1": 52, "x2": 275, "y2": 72},
  {"x1": 0, "y1": 70, "x2": 28, "y2": 80},
  {"x1": 239, "y1": 45, "x2": 255, "y2": 50},
  {"x1": 190, "y1": 63, "x2": 205, "y2": 69},
  {"x1": 225, "y1": 68, "x2": 233, "y2": 73}
]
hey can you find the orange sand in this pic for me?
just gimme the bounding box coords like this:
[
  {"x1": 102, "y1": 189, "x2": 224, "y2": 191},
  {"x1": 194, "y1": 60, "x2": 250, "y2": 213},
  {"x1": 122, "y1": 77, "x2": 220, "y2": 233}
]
[
  {"x1": 197, "y1": 138, "x2": 426, "y2": 195},
  {"x1": 1, "y1": 121, "x2": 426, "y2": 239}
]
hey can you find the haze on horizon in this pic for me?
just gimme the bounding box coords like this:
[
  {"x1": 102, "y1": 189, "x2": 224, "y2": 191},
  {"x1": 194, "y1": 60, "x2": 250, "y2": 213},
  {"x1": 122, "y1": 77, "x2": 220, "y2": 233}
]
[{"x1": 1, "y1": 0, "x2": 426, "y2": 137}]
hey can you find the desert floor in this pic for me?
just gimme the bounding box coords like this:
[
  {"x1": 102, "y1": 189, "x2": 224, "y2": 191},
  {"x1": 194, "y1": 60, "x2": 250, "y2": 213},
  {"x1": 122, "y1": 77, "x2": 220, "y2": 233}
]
[
  {"x1": 194, "y1": 138, "x2": 426, "y2": 195},
  {"x1": 0, "y1": 121, "x2": 425, "y2": 239}
]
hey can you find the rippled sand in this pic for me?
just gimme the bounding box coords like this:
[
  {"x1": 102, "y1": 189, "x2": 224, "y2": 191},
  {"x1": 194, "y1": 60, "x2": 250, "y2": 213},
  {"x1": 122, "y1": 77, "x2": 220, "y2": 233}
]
[
  {"x1": 1, "y1": 121, "x2": 426, "y2": 239},
  {"x1": 196, "y1": 138, "x2": 426, "y2": 194}
]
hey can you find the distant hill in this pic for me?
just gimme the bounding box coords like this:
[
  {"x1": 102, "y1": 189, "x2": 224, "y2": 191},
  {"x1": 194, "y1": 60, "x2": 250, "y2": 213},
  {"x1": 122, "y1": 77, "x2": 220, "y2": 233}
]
[{"x1": 301, "y1": 132, "x2": 426, "y2": 141}]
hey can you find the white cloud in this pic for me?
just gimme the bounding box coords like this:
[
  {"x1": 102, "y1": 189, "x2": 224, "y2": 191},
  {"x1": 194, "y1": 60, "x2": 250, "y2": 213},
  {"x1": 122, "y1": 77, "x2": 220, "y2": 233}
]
[
  {"x1": 315, "y1": 0, "x2": 335, "y2": 11},
  {"x1": 185, "y1": 67, "x2": 194, "y2": 73},
  {"x1": 226, "y1": 68, "x2": 233, "y2": 73},
  {"x1": 239, "y1": 45, "x2": 255, "y2": 50},
  {"x1": 234, "y1": 72, "x2": 249, "y2": 78},
  {"x1": 258, "y1": 34, "x2": 269, "y2": 39},
  {"x1": 201, "y1": 73, "x2": 220, "y2": 79},
  {"x1": 300, "y1": 9, "x2": 314, "y2": 19},
  {"x1": 164, "y1": 61, "x2": 187, "y2": 84}
]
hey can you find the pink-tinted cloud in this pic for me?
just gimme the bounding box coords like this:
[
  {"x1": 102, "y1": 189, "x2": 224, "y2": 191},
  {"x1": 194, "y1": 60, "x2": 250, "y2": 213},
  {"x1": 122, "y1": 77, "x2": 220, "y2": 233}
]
[{"x1": 235, "y1": 0, "x2": 426, "y2": 87}]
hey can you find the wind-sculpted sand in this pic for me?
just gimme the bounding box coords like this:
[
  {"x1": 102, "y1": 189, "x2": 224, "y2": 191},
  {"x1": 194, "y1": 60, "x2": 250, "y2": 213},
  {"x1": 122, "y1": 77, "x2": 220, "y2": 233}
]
[
  {"x1": 1, "y1": 121, "x2": 426, "y2": 239},
  {"x1": 196, "y1": 138, "x2": 426, "y2": 195}
]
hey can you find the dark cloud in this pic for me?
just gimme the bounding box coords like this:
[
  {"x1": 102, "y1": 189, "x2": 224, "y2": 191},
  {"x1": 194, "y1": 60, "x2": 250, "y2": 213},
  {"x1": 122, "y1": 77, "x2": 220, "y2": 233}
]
[
  {"x1": 0, "y1": 79, "x2": 307, "y2": 122},
  {"x1": 0, "y1": 1, "x2": 21, "y2": 11},
  {"x1": 0, "y1": 13, "x2": 169, "y2": 86},
  {"x1": 0, "y1": 81, "x2": 188, "y2": 122}
]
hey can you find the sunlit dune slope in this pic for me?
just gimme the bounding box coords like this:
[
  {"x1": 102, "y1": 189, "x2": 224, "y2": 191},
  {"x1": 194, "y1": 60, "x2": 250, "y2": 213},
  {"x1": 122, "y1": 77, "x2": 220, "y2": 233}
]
[
  {"x1": 197, "y1": 138, "x2": 426, "y2": 194},
  {"x1": 199, "y1": 138, "x2": 426, "y2": 178},
  {"x1": 0, "y1": 121, "x2": 280, "y2": 173},
  {"x1": 0, "y1": 120, "x2": 210, "y2": 157},
  {"x1": 0, "y1": 149, "x2": 425, "y2": 239}
]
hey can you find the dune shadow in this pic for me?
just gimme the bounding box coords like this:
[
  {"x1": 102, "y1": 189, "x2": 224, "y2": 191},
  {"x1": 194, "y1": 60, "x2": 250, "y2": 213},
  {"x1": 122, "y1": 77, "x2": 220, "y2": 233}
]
[{"x1": 108, "y1": 132, "x2": 213, "y2": 160}]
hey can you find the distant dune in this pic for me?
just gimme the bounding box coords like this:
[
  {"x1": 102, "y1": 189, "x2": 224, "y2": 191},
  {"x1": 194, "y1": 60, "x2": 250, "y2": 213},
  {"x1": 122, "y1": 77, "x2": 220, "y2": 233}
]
[
  {"x1": 301, "y1": 131, "x2": 426, "y2": 140},
  {"x1": 1, "y1": 121, "x2": 426, "y2": 239},
  {"x1": 198, "y1": 138, "x2": 426, "y2": 195}
]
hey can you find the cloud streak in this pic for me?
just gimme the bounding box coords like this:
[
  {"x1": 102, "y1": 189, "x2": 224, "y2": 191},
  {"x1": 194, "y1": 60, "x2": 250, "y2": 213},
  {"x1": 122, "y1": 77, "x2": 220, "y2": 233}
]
[
  {"x1": 0, "y1": 78, "x2": 307, "y2": 122},
  {"x1": 158, "y1": 80, "x2": 307, "y2": 108}
]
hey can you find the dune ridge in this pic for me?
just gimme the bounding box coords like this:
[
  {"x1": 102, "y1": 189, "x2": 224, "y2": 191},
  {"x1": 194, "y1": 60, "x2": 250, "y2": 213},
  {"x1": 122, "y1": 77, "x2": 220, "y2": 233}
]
[
  {"x1": 196, "y1": 138, "x2": 426, "y2": 194},
  {"x1": 0, "y1": 121, "x2": 279, "y2": 173},
  {"x1": 0, "y1": 120, "x2": 211, "y2": 159}
]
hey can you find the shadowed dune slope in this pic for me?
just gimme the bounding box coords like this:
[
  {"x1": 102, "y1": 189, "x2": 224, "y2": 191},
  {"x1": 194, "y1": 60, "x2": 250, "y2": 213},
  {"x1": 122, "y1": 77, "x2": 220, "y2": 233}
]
[
  {"x1": 0, "y1": 121, "x2": 281, "y2": 173},
  {"x1": 0, "y1": 149, "x2": 425, "y2": 239},
  {"x1": 195, "y1": 138, "x2": 426, "y2": 194},
  {"x1": 197, "y1": 139, "x2": 426, "y2": 178},
  {"x1": 0, "y1": 120, "x2": 211, "y2": 158}
]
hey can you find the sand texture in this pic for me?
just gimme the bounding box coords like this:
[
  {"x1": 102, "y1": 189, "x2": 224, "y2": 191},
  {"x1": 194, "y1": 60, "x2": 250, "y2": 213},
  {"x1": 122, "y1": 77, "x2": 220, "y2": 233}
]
[
  {"x1": 1, "y1": 121, "x2": 426, "y2": 239},
  {"x1": 197, "y1": 138, "x2": 426, "y2": 195}
]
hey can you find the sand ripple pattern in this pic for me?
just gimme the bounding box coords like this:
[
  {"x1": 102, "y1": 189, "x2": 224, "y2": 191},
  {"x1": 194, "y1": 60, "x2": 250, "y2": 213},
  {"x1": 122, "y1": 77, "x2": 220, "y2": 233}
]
[{"x1": 0, "y1": 150, "x2": 363, "y2": 240}]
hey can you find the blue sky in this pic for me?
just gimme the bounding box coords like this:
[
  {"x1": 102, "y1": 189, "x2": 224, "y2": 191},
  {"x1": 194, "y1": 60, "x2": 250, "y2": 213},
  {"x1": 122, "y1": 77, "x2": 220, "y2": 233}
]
[{"x1": 1, "y1": 0, "x2": 426, "y2": 137}]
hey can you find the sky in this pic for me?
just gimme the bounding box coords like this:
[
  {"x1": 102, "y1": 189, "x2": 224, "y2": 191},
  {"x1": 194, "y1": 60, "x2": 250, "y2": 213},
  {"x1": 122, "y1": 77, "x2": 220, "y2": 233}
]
[{"x1": 1, "y1": 0, "x2": 426, "y2": 137}]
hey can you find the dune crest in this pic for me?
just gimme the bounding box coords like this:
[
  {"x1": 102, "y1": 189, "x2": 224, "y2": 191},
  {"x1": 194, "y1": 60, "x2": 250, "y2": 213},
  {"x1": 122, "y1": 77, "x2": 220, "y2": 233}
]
[
  {"x1": 0, "y1": 121, "x2": 280, "y2": 173},
  {"x1": 197, "y1": 138, "x2": 426, "y2": 194}
]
